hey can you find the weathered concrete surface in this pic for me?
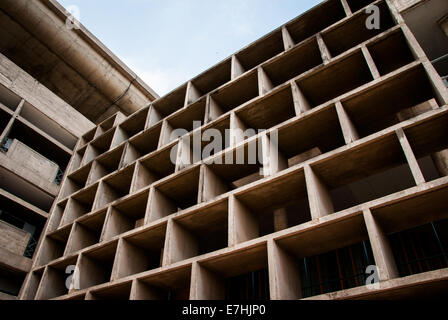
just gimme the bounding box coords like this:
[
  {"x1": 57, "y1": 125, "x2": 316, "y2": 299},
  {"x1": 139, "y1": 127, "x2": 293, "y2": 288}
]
[
  {"x1": 0, "y1": 152, "x2": 59, "y2": 197},
  {"x1": 0, "y1": 53, "x2": 94, "y2": 137},
  {"x1": 0, "y1": 220, "x2": 30, "y2": 256},
  {"x1": 0, "y1": 246, "x2": 32, "y2": 273},
  {"x1": 392, "y1": 0, "x2": 423, "y2": 12},
  {"x1": 0, "y1": 0, "x2": 159, "y2": 123},
  {"x1": 7, "y1": 139, "x2": 59, "y2": 182}
]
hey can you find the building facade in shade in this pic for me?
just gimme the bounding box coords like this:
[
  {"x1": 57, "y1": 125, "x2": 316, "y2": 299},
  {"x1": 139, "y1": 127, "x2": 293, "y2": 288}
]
[
  {"x1": 0, "y1": 0, "x2": 158, "y2": 299},
  {"x1": 7, "y1": 0, "x2": 448, "y2": 300}
]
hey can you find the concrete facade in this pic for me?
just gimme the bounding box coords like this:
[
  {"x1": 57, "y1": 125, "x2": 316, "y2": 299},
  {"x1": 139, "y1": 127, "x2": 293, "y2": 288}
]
[
  {"x1": 19, "y1": 0, "x2": 448, "y2": 300},
  {"x1": 0, "y1": 0, "x2": 157, "y2": 298}
]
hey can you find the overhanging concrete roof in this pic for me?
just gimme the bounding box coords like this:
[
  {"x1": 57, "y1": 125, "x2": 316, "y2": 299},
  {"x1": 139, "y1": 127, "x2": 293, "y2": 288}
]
[{"x1": 0, "y1": 0, "x2": 159, "y2": 123}]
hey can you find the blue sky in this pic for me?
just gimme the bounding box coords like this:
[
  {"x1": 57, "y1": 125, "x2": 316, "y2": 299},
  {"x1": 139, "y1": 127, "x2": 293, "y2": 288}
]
[{"x1": 58, "y1": 0, "x2": 321, "y2": 96}]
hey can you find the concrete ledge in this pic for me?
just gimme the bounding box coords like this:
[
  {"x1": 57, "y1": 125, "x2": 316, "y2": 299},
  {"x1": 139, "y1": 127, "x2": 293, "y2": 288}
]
[
  {"x1": 0, "y1": 246, "x2": 32, "y2": 273},
  {"x1": 0, "y1": 152, "x2": 59, "y2": 196}
]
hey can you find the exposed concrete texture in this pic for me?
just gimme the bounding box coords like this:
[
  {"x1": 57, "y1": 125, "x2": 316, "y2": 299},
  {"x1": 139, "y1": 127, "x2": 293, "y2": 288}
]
[
  {"x1": 0, "y1": 0, "x2": 158, "y2": 123},
  {"x1": 0, "y1": 152, "x2": 59, "y2": 197},
  {"x1": 0, "y1": 246, "x2": 32, "y2": 273},
  {"x1": 20, "y1": 0, "x2": 448, "y2": 301},
  {"x1": 0, "y1": 220, "x2": 31, "y2": 256},
  {"x1": 0, "y1": 53, "x2": 94, "y2": 137},
  {"x1": 7, "y1": 139, "x2": 58, "y2": 182}
]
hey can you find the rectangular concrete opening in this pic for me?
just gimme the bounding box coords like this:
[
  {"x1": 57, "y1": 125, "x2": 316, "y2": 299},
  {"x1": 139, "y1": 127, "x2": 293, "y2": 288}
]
[
  {"x1": 80, "y1": 128, "x2": 96, "y2": 148},
  {"x1": 297, "y1": 50, "x2": 374, "y2": 108},
  {"x1": 39, "y1": 224, "x2": 71, "y2": 265},
  {"x1": 236, "y1": 29, "x2": 284, "y2": 71},
  {"x1": 0, "y1": 84, "x2": 21, "y2": 111},
  {"x1": 94, "y1": 164, "x2": 135, "y2": 209},
  {"x1": 322, "y1": 1, "x2": 395, "y2": 57},
  {"x1": 103, "y1": 190, "x2": 149, "y2": 240},
  {"x1": 148, "y1": 166, "x2": 201, "y2": 221},
  {"x1": 132, "y1": 265, "x2": 191, "y2": 300},
  {"x1": 263, "y1": 37, "x2": 323, "y2": 87},
  {"x1": 193, "y1": 114, "x2": 231, "y2": 159},
  {"x1": 71, "y1": 146, "x2": 87, "y2": 173},
  {"x1": 202, "y1": 143, "x2": 264, "y2": 202},
  {"x1": 192, "y1": 58, "x2": 232, "y2": 97},
  {"x1": 37, "y1": 256, "x2": 78, "y2": 300},
  {"x1": 61, "y1": 183, "x2": 98, "y2": 226},
  {"x1": 234, "y1": 170, "x2": 310, "y2": 240},
  {"x1": 153, "y1": 84, "x2": 188, "y2": 118},
  {"x1": 342, "y1": 65, "x2": 439, "y2": 138},
  {"x1": 310, "y1": 134, "x2": 416, "y2": 213},
  {"x1": 274, "y1": 212, "x2": 370, "y2": 298},
  {"x1": 169, "y1": 200, "x2": 229, "y2": 263},
  {"x1": 196, "y1": 244, "x2": 269, "y2": 300},
  {"x1": 77, "y1": 241, "x2": 118, "y2": 290},
  {"x1": 66, "y1": 209, "x2": 107, "y2": 254},
  {"x1": 404, "y1": 112, "x2": 448, "y2": 181},
  {"x1": 372, "y1": 186, "x2": 448, "y2": 280},
  {"x1": 277, "y1": 105, "x2": 345, "y2": 168},
  {"x1": 388, "y1": 219, "x2": 448, "y2": 277},
  {"x1": 20, "y1": 269, "x2": 43, "y2": 300},
  {"x1": 285, "y1": 0, "x2": 346, "y2": 45},
  {"x1": 210, "y1": 70, "x2": 259, "y2": 113},
  {"x1": 83, "y1": 128, "x2": 115, "y2": 164},
  {"x1": 0, "y1": 267, "x2": 26, "y2": 298},
  {"x1": 114, "y1": 223, "x2": 167, "y2": 279},
  {"x1": 163, "y1": 98, "x2": 206, "y2": 144},
  {"x1": 61, "y1": 162, "x2": 92, "y2": 198},
  {"x1": 87, "y1": 145, "x2": 125, "y2": 185},
  {"x1": 133, "y1": 145, "x2": 176, "y2": 192},
  {"x1": 367, "y1": 29, "x2": 415, "y2": 76},
  {"x1": 118, "y1": 107, "x2": 150, "y2": 140},
  {"x1": 122, "y1": 122, "x2": 162, "y2": 166},
  {"x1": 235, "y1": 84, "x2": 297, "y2": 131},
  {"x1": 95, "y1": 115, "x2": 119, "y2": 139}
]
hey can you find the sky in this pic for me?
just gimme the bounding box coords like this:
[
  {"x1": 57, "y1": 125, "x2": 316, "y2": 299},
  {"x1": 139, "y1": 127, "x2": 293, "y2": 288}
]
[{"x1": 58, "y1": 0, "x2": 321, "y2": 96}]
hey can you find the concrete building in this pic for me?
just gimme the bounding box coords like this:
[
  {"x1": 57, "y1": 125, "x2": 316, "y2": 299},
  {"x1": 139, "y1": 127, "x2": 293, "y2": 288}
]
[
  {"x1": 0, "y1": 0, "x2": 158, "y2": 299},
  {"x1": 2, "y1": 0, "x2": 447, "y2": 300}
]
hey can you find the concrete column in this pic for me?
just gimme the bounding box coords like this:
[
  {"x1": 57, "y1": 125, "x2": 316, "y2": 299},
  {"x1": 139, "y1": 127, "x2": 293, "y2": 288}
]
[
  {"x1": 267, "y1": 239, "x2": 302, "y2": 300},
  {"x1": 396, "y1": 128, "x2": 426, "y2": 185},
  {"x1": 228, "y1": 195, "x2": 258, "y2": 246},
  {"x1": 316, "y1": 33, "x2": 332, "y2": 64},
  {"x1": 362, "y1": 46, "x2": 381, "y2": 79},
  {"x1": 257, "y1": 67, "x2": 274, "y2": 96},
  {"x1": 291, "y1": 81, "x2": 311, "y2": 115},
  {"x1": 340, "y1": 0, "x2": 352, "y2": 16},
  {"x1": 231, "y1": 55, "x2": 245, "y2": 80},
  {"x1": 363, "y1": 209, "x2": 399, "y2": 281},
  {"x1": 304, "y1": 164, "x2": 334, "y2": 219},
  {"x1": 335, "y1": 101, "x2": 360, "y2": 144},
  {"x1": 190, "y1": 262, "x2": 225, "y2": 300},
  {"x1": 282, "y1": 26, "x2": 295, "y2": 51}
]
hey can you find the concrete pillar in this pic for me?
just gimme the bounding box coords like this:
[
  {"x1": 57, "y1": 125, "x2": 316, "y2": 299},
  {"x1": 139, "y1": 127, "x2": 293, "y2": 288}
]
[
  {"x1": 396, "y1": 128, "x2": 426, "y2": 185},
  {"x1": 335, "y1": 101, "x2": 360, "y2": 144},
  {"x1": 304, "y1": 164, "x2": 334, "y2": 219},
  {"x1": 363, "y1": 209, "x2": 399, "y2": 281},
  {"x1": 282, "y1": 26, "x2": 295, "y2": 51},
  {"x1": 267, "y1": 239, "x2": 302, "y2": 300}
]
